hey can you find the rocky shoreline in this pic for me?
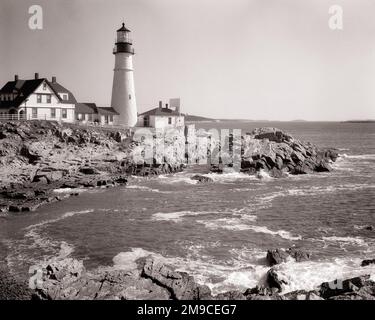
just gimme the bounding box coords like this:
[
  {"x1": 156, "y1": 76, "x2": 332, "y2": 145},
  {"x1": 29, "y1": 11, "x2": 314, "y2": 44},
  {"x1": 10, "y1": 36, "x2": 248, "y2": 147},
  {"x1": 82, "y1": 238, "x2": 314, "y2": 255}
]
[
  {"x1": 0, "y1": 121, "x2": 338, "y2": 213},
  {"x1": 2, "y1": 120, "x2": 362, "y2": 300},
  {"x1": 25, "y1": 249, "x2": 375, "y2": 300}
]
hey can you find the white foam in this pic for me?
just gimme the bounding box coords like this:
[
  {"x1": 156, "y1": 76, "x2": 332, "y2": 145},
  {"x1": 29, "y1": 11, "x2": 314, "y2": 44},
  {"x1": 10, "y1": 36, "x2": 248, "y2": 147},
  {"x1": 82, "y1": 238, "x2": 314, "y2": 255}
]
[
  {"x1": 126, "y1": 185, "x2": 165, "y2": 193},
  {"x1": 151, "y1": 211, "x2": 209, "y2": 222},
  {"x1": 269, "y1": 257, "x2": 375, "y2": 293},
  {"x1": 345, "y1": 154, "x2": 375, "y2": 160},
  {"x1": 112, "y1": 248, "x2": 155, "y2": 271},
  {"x1": 247, "y1": 225, "x2": 302, "y2": 241},
  {"x1": 196, "y1": 218, "x2": 301, "y2": 240},
  {"x1": 322, "y1": 236, "x2": 367, "y2": 247},
  {"x1": 53, "y1": 188, "x2": 86, "y2": 194}
]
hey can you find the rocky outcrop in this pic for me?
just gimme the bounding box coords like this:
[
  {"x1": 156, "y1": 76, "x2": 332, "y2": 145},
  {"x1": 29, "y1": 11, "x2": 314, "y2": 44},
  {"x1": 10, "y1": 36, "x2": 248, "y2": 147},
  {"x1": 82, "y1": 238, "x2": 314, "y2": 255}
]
[
  {"x1": 319, "y1": 275, "x2": 375, "y2": 300},
  {"x1": 27, "y1": 255, "x2": 375, "y2": 301},
  {"x1": 361, "y1": 259, "x2": 375, "y2": 267},
  {"x1": 266, "y1": 248, "x2": 311, "y2": 266},
  {"x1": 142, "y1": 258, "x2": 212, "y2": 300},
  {"x1": 239, "y1": 128, "x2": 338, "y2": 178}
]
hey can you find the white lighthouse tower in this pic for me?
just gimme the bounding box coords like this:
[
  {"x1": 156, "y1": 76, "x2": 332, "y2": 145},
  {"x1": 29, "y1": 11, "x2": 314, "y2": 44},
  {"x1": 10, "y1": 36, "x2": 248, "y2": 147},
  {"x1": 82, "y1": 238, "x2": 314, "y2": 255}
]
[{"x1": 111, "y1": 23, "x2": 137, "y2": 127}]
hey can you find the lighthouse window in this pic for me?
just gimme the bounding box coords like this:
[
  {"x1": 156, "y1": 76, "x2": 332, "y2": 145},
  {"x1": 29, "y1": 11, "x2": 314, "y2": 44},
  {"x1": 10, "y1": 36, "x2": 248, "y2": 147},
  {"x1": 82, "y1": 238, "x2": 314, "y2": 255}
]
[{"x1": 129, "y1": 94, "x2": 131, "y2": 100}]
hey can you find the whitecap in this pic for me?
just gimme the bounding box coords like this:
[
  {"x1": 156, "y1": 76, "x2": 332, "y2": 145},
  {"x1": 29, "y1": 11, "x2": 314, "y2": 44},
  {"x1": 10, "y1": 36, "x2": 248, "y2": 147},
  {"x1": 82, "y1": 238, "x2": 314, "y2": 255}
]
[
  {"x1": 151, "y1": 211, "x2": 210, "y2": 222},
  {"x1": 322, "y1": 236, "x2": 367, "y2": 247}
]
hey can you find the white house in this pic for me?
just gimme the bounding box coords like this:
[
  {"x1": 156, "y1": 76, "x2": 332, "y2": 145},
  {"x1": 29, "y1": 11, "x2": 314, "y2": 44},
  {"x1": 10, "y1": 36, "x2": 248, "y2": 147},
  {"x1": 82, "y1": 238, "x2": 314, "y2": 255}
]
[
  {"x1": 137, "y1": 99, "x2": 185, "y2": 129},
  {"x1": 76, "y1": 102, "x2": 119, "y2": 126},
  {"x1": 0, "y1": 73, "x2": 76, "y2": 122}
]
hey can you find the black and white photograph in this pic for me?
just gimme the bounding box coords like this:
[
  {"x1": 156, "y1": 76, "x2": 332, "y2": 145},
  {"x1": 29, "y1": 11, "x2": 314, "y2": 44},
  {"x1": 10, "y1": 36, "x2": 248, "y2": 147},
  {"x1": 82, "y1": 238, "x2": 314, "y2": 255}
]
[{"x1": 0, "y1": 0, "x2": 374, "y2": 312}]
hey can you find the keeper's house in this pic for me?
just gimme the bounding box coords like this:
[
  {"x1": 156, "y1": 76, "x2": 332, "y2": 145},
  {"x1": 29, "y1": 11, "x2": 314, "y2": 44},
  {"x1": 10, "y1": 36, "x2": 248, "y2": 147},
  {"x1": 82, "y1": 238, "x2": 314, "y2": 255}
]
[
  {"x1": 0, "y1": 74, "x2": 76, "y2": 122},
  {"x1": 137, "y1": 99, "x2": 184, "y2": 129}
]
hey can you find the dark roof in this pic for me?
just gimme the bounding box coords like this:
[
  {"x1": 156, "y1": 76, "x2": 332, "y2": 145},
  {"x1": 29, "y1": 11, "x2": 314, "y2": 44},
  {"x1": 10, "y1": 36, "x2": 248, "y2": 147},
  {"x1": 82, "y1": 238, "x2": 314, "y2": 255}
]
[
  {"x1": 75, "y1": 104, "x2": 119, "y2": 116},
  {"x1": 0, "y1": 78, "x2": 77, "y2": 109},
  {"x1": 96, "y1": 107, "x2": 119, "y2": 115},
  {"x1": 139, "y1": 107, "x2": 181, "y2": 117},
  {"x1": 0, "y1": 79, "x2": 45, "y2": 109},
  {"x1": 48, "y1": 81, "x2": 77, "y2": 104},
  {"x1": 117, "y1": 23, "x2": 130, "y2": 32},
  {"x1": 76, "y1": 103, "x2": 98, "y2": 114}
]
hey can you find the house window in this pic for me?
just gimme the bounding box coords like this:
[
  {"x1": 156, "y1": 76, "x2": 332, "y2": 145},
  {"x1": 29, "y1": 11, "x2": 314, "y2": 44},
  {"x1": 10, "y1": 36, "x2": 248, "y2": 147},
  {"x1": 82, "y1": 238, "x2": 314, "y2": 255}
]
[
  {"x1": 88, "y1": 113, "x2": 93, "y2": 122},
  {"x1": 109, "y1": 115, "x2": 113, "y2": 122},
  {"x1": 143, "y1": 117, "x2": 149, "y2": 127},
  {"x1": 168, "y1": 117, "x2": 172, "y2": 125},
  {"x1": 62, "y1": 109, "x2": 67, "y2": 119},
  {"x1": 37, "y1": 94, "x2": 42, "y2": 103},
  {"x1": 50, "y1": 108, "x2": 56, "y2": 118},
  {"x1": 46, "y1": 94, "x2": 51, "y2": 103},
  {"x1": 32, "y1": 108, "x2": 38, "y2": 119},
  {"x1": 105, "y1": 115, "x2": 109, "y2": 124},
  {"x1": 43, "y1": 82, "x2": 47, "y2": 90}
]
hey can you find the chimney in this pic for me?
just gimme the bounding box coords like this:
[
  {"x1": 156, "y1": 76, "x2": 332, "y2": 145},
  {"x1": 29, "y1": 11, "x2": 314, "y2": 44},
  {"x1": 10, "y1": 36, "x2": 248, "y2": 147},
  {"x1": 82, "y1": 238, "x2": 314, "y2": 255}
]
[
  {"x1": 165, "y1": 103, "x2": 169, "y2": 109},
  {"x1": 35, "y1": 73, "x2": 39, "y2": 79},
  {"x1": 14, "y1": 75, "x2": 19, "y2": 81},
  {"x1": 52, "y1": 76, "x2": 56, "y2": 83},
  {"x1": 159, "y1": 101, "x2": 163, "y2": 109}
]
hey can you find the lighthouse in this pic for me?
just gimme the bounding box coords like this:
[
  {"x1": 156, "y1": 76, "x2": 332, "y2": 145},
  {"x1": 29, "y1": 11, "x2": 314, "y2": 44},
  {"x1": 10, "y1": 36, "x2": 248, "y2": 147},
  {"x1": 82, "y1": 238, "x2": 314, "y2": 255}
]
[{"x1": 110, "y1": 23, "x2": 137, "y2": 127}]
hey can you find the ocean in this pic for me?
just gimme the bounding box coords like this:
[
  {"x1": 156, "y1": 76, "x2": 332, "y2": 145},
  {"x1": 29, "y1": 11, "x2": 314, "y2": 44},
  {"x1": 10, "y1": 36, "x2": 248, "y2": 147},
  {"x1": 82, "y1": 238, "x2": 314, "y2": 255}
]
[{"x1": 1, "y1": 121, "x2": 374, "y2": 295}]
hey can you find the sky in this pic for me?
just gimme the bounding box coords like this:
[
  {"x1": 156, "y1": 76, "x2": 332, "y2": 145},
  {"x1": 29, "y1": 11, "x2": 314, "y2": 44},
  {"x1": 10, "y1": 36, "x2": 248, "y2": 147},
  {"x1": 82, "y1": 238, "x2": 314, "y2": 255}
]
[{"x1": 1, "y1": 0, "x2": 375, "y2": 121}]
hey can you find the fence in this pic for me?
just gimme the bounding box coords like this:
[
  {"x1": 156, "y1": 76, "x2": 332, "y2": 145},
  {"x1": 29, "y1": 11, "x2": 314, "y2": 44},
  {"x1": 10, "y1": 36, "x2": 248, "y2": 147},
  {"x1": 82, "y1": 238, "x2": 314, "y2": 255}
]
[{"x1": 0, "y1": 114, "x2": 27, "y2": 121}]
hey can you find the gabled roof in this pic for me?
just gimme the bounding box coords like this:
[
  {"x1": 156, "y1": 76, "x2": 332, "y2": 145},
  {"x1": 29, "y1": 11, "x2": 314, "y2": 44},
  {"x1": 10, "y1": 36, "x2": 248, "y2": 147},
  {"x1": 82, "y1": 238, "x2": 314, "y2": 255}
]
[
  {"x1": 139, "y1": 107, "x2": 181, "y2": 117},
  {"x1": 48, "y1": 81, "x2": 77, "y2": 104},
  {"x1": 0, "y1": 78, "x2": 77, "y2": 109},
  {"x1": 76, "y1": 102, "x2": 98, "y2": 114}
]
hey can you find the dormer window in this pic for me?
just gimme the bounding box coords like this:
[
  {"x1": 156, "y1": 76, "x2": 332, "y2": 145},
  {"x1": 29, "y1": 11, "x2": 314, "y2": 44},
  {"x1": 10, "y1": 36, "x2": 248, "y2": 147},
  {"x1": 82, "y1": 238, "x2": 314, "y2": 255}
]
[{"x1": 61, "y1": 93, "x2": 68, "y2": 101}]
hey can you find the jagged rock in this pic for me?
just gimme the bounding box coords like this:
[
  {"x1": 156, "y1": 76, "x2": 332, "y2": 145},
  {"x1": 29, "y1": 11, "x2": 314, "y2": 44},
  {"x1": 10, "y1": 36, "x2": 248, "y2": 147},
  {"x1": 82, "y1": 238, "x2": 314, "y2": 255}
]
[
  {"x1": 142, "y1": 258, "x2": 212, "y2": 300},
  {"x1": 319, "y1": 275, "x2": 373, "y2": 299},
  {"x1": 286, "y1": 248, "x2": 311, "y2": 262},
  {"x1": 190, "y1": 175, "x2": 213, "y2": 183},
  {"x1": 283, "y1": 290, "x2": 323, "y2": 300},
  {"x1": 361, "y1": 259, "x2": 375, "y2": 267},
  {"x1": 214, "y1": 290, "x2": 246, "y2": 300},
  {"x1": 79, "y1": 167, "x2": 99, "y2": 175},
  {"x1": 266, "y1": 248, "x2": 311, "y2": 266},
  {"x1": 267, "y1": 268, "x2": 287, "y2": 291},
  {"x1": 365, "y1": 225, "x2": 374, "y2": 231},
  {"x1": 266, "y1": 249, "x2": 290, "y2": 266},
  {"x1": 20, "y1": 145, "x2": 41, "y2": 163},
  {"x1": 251, "y1": 128, "x2": 293, "y2": 143}
]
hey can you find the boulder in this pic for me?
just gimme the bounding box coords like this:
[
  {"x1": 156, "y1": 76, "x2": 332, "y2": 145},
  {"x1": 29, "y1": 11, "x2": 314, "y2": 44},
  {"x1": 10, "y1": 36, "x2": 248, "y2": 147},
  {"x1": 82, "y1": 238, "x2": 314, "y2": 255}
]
[
  {"x1": 142, "y1": 258, "x2": 212, "y2": 300},
  {"x1": 286, "y1": 248, "x2": 311, "y2": 262},
  {"x1": 319, "y1": 275, "x2": 373, "y2": 299},
  {"x1": 251, "y1": 128, "x2": 293, "y2": 143},
  {"x1": 190, "y1": 175, "x2": 213, "y2": 183},
  {"x1": 266, "y1": 249, "x2": 289, "y2": 266},
  {"x1": 266, "y1": 268, "x2": 288, "y2": 291},
  {"x1": 79, "y1": 167, "x2": 99, "y2": 175},
  {"x1": 361, "y1": 259, "x2": 375, "y2": 267}
]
